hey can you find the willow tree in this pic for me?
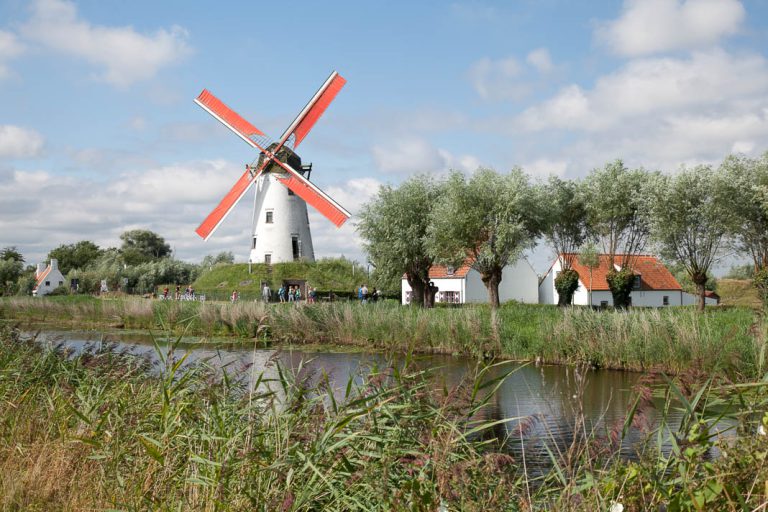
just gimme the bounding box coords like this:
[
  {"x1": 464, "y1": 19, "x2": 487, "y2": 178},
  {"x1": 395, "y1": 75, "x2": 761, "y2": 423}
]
[
  {"x1": 541, "y1": 176, "x2": 588, "y2": 306},
  {"x1": 583, "y1": 160, "x2": 655, "y2": 308},
  {"x1": 720, "y1": 153, "x2": 768, "y2": 305},
  {"x1": 648, "y1": 165, "x2": 733, "y2": 311},
  {"x1": 427, "y1": 168, "x2": 542, "y2": 309},
  {"x1": 357, "y1": 175, "x2": 443, "y2": 307}
]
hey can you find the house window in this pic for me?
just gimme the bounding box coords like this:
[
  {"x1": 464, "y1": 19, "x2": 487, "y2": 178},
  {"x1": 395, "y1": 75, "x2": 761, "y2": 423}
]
[
  {"x1": 632, "y1": 275, "x2": 641, "y2": 290},
  {"x1": 446, "y1": 266, "x2": 455, "y2": 276},
  {"x1": 265, "y1": 210, "x2": 274, "y2": 223},
  {"x1": 264, "y1": 254, "x2": 272, "y2": 265},
  {"x1": 663, "y1": 295, "x2": 669, "y2": 306},
  {"x1": 405, "y1": 291, "x2": 412, "y2": 304},
  {"x1": 441, "y1": 291, "x2": 461, "y2": 303},
  {"x1": 252, "y1": 236, "x2": 257, "y2": 249},
  {"x1": 600, "y1": 300, "x2": 609, "y2": 309}
]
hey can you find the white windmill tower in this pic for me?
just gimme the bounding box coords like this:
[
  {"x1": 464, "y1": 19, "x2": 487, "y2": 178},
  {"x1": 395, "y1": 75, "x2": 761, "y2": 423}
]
[{"x1": 194, "y1": 71, "x2": 350, "y2": 264}]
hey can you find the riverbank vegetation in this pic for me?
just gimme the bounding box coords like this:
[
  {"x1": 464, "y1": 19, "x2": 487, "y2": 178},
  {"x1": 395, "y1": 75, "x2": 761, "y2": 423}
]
[
  {"x1": 2, "y1": 297, "x2": 763, "y2": 379},
  {"x1": 2, "y1": 324, "x2": 768, "y2": 510}
]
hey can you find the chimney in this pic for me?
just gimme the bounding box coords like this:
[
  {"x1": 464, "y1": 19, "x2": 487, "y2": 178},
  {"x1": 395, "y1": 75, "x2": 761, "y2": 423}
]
[
  {"x1": 36, "y1": 263, "x2": 45, "y2": 277},
  {"x1": 50, "y1": 258, "x2": 58, "y2": 271}
]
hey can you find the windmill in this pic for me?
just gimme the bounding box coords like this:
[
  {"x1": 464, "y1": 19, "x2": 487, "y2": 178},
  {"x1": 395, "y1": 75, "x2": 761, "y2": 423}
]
[{"x1": 194, "y1": 71, "x2": 351, "y2": 264}]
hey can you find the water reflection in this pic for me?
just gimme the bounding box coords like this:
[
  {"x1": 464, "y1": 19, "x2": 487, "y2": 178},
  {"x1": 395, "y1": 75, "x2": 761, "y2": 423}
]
[{"x1": 32, "y1": 329, "x2": 732, "y2": 466}]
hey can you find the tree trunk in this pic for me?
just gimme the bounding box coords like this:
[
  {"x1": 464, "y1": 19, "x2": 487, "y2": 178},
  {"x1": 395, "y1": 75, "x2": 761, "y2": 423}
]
[
  {"x1": 406, "y1": 274, "x2": 425, "y2": 307},
  {"x1": 481, "y1": 267, "x2": 503, "y2": 352},
  {"x1": 691, "y1": 271, "x2": 707, "y2": 313}
]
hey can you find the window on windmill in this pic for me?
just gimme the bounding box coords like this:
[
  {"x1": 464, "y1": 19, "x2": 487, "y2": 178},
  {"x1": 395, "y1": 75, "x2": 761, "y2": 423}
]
[
  {"x1": 288, "y1": 188, "x2": 295, "y2": 196},
  {"x1": 264, "y1": 254, "x2": 272, "y2": 265},
  {"x1": 45, "y1": 281, "x2": 50, "y2": 286},
  {"x1": 266, "y1": 211, "x2": 274, "y2": 224},
  {"x1": 252, "y1": 236, "x2": 257, "y2": 249},
  {"x1": 292, "y1": 235, "x2": 300, "y2": 261}
]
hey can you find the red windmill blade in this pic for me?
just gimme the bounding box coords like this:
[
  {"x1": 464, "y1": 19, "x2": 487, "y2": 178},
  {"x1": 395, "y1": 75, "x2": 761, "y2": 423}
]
[{"x1": 193, "y1": 71, "x2": 351, "y2": 241}]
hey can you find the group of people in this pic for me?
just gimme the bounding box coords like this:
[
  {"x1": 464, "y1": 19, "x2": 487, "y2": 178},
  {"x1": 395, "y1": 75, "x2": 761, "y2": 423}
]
[
  {"x1": 357, "y1": 284, "x2": 379, "y2": 304},
  {"x1": 276, "y1": 284, "x2": 317, "y2": 303},
  {"x1": 161, "y1": 285, "x2": 196, "y2": 301}
]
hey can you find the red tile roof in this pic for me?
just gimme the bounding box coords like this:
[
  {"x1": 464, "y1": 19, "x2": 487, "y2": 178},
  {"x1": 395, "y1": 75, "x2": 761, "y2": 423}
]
[
  {"x1": 427, "y1": 260, "x2": 474, "y2": 279},
  {"x1": 561, "y1": 253, "x2": 682, "y2": 291},
  {"x1": 33, "y1": 266, "x2": 51, "y2": 291}
]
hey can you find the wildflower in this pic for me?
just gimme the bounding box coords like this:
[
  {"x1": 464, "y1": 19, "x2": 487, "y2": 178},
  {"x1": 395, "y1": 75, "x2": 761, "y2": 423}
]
[{"x1": 610, "y1": 502, "x2": 624, "y2": 512}]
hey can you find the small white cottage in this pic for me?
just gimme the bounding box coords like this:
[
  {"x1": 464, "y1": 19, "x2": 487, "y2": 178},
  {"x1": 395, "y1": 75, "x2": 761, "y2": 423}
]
[
  {"x1": 32, "y1": 258, "x2": 66, "y2": 297},
  {"x1": 401, "y1": 257, "x2": 539, "y2": 305},
  {"x1": 539, "y1": 253, "x2": 718, "y2": 307}
]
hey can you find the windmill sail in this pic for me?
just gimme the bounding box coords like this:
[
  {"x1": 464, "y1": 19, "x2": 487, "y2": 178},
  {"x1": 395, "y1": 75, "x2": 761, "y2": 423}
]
[
  {"x1": 280, "y1": 71, "x2": 346, "y2": 149},
  {"x1": 195, "y1": 167, "x2": 259, "y2": 240}
]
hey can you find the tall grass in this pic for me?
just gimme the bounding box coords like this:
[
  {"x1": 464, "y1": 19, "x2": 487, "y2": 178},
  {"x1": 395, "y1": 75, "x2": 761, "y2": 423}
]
[
  {"x1": 2, "y1": 324, "x2": 768, "y2": 510},
  {"x1": 0, "y1": 296, "x2": 761, "y2": 377}
]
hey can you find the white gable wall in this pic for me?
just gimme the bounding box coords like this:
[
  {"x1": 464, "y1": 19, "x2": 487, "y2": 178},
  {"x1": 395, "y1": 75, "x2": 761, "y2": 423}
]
[
  {"x1": 500, "y1": 258, "x2": 539, "y2": 303},
  {"x1": 33, "y1": 259, "x2": 66, "y2": 297}
]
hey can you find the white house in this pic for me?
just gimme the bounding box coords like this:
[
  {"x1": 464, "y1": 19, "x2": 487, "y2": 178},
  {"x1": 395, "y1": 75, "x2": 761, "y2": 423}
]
[
  {"x1": 32, "y1": 259, "x2": 66, "y2": 297},
  {"x1": 538, "y1": 253, "x2": 717, "y2": 307},
  {"x1": 401, "y1": 258, "x2": 539, "y2": 305}
]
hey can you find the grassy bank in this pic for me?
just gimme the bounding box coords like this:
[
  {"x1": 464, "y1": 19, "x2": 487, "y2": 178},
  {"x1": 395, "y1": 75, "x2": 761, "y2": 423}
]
[
  {"x1": 0, "y1": 296, "x2": 762, "y2": 378},
  {"x1": 2, "y1": 325, "x2": 768, "y2": 510}
]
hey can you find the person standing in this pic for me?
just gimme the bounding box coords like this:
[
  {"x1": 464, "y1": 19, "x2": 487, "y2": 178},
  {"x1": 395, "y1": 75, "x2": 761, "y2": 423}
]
[
  {"x1": 361, "y1": 284, "x2": 369, "y2": 304},
  {"x1": 278, "y1": 284, "x2": 286, "y2": 303},
  {"x1": 294, "y1": 286, "x2": 301, "y2": 303},
  {"x1": 288, "y1": 286, "x2": 295, "y2": 303},
  {"x1": 231, "y1": 289, "x2": 238, "y2": 303},
  {"x1": 261, "y1": 283, "x2": 271, "y2": 303}
]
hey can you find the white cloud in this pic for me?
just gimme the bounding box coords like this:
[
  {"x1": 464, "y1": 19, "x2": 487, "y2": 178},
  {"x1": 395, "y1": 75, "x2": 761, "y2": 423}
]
[
  {"x1": 596, "y1": 0, "x2": 745, "y2": 56},
  {"x1": 516, "y1": 49, "x2": 768, "y2": 132},
  {"x1": 0, "y1": 125, "x2": 44, "y2": 159},
  {"x1": 526, "y1": 48, "x2": 553, "y2": 73},
  {"x1": 522, "y1": 158, "x2": 568, "y2": 177},
  {"x1": 0, "y1": 30, "x2": 24, "y2": 80},
  {"x1": 0, "y1": 159, "x2": 381, "y2": 266},
  {"x1": 468, "y1": 56, "x2": 530, "y2": 101},
  {"x1": 371, "y1": 138, "x2": 481, "y2": 174},
  {"x1": 21, "y1": 0, "x2": 191, "y2": 87}
]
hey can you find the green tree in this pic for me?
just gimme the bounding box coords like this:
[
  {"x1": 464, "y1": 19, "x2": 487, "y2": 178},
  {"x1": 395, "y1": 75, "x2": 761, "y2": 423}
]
[
  {"x1": 720, "y1": 153, "x2": 768, "y2": 272},
  {"x1": 0, "y1": 258, "x2": 23, "y2": 296},
  {"x1": 0, "y1": 246, "x2": 24, "y2": 263},
  {"x1": 583, "y1": 160, "x2": 655, "y2": 308},
  {"x1": 201, "y1": 252, "x2": 235, "y2": 269},
  {"x1": 578, "y1": 242, "x2": 600, "y2": 307},
  {"x1": 47, "y1": 241, "x2": 103, "y2": 274},
  {"x1": 119, "y1": 230, "x2": 171, "y2": 266},
  {"x1": 648, "y1": 166, "x2": 732, "y2": 311},
  {"x1": 427, "y1": 168, "x2": 543, "y2": 309},
  {"x1": 358, "y1": 175, "x2": 443, "y2": 307},
  {"x1": 542, "y1": 176, "x2": 588, "y2": 306}
]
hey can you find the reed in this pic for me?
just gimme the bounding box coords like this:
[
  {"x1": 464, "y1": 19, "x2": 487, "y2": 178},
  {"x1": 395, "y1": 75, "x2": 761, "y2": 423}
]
[{"x1": 1, "y1": 296, "x2": 761, "y2": 377}]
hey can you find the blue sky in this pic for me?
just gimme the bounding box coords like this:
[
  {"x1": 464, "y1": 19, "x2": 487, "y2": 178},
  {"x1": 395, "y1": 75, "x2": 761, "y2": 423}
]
[{"x1": 1, "y1": 0, "x2": 767, "y2": 272}]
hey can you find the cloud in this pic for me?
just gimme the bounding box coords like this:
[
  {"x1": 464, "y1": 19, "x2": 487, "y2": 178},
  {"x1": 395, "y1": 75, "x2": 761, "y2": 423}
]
[
  {"x1": 371, "y1": 138, "x2": 481, "y2": 174},
  {"x1": 468, "y1": 56, "x2": 530, "y2": 101},
  {"x1": 596, "y1": 0, "x2": 745, "y2": 56},
  {"x1": 21, "y1": 0, "x2": 191, "y2": 87},
  {"x1": 0, "y1": 30, "x2": 24, "y2": 80},
  {"x1": 515, "y1": 49, "x2": 768, "y2": 132},
  {"x1": 526, "y1": 48, "x2": 553, "y2": 73},
  {"x1": 0, "y1": 125, "x2": 44, "y2": 159},
  {"x1": 522, "y1": 158, "x2": 568, "y2": 177},
  {"x1": 0, "y1": 159, "x2": 383, "y2": 266}
]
